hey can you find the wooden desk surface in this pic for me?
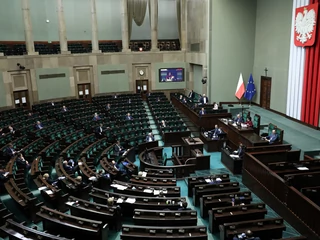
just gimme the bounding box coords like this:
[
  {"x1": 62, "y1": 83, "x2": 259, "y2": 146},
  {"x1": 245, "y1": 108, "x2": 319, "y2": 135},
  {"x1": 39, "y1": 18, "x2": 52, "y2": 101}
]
[{"x1": 183, "y1": 137, "x2": 204, "y2": 146}]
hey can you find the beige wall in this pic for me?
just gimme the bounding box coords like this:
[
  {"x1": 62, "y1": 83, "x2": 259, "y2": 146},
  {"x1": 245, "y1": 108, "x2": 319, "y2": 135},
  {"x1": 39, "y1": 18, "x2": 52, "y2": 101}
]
[
  {"x1": 0, "y1": 51, "x2": 188, "y2": 108},
  {"x1": 253, "y1": 0, "x2": 292, "y2": 113}
]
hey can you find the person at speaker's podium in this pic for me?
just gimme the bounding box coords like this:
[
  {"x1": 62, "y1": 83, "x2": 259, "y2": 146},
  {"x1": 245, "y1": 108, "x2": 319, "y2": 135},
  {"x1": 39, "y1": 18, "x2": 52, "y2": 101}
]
[
  {"x1": 199, "y1": 94, "x2": 209, "y2": 105},
  {"x1": 199, "y1": 108, "x2": 206, "y2": 116}
]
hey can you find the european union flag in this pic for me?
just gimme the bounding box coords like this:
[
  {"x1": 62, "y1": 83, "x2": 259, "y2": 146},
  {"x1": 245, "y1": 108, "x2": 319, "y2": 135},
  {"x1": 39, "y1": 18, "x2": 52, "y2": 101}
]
[{"x1": 244, "y1": 74, "x2": 256, "y2": 101}]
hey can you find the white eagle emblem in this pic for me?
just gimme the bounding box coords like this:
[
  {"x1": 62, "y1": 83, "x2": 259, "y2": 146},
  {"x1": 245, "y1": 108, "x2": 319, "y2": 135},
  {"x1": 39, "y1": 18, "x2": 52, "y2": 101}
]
[{"x1": 295, "y1": 7, "x2": 316, "y2": 44}]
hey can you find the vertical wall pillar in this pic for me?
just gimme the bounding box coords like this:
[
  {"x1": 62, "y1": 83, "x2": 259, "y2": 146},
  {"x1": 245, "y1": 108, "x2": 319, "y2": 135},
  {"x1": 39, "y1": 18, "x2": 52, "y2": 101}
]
[
  {"x1": 150, "y1": 0, "x2": 159, "y2": 51},
  {"x1": 180, "y1": 0, "x2": 187, "y2": 51},
  {"x1": 121, "y1": 0, "x2": 130, "y2": 52},
  {"x1": 57, "y1": 0, "x2": 70, "y2": 54},
  {"x1": 90, "y1": 0, "x2": 101, "y2": 53},
  {"x1": 21, "y1": 0, "x2": 38, "y2": 55}
]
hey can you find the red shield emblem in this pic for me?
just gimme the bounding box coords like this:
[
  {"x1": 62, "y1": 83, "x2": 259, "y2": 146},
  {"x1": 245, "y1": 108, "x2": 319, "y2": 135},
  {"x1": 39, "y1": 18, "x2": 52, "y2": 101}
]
[{"x1": 294, "y1": 3, "x2": 319, "y2": 47}]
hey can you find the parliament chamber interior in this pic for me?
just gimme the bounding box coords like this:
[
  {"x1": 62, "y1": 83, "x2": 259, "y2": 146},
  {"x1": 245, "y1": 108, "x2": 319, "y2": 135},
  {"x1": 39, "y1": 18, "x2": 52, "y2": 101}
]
[{"x1": 0, "y1": 0, "x2": 320, "y2": 240}]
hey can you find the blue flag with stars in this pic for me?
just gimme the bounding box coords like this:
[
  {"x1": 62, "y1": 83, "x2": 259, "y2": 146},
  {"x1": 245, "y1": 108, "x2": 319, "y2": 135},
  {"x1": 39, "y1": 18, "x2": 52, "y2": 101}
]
[{"x1": 244, "y1": 74, "x2": 256, "y2": 101}]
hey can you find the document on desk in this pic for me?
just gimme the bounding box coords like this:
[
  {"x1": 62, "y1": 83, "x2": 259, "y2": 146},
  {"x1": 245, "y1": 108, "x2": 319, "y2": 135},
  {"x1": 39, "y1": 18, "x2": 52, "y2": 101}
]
[
  {"x1": 116, "y1": 198, "x2": 124, "y2": 203},
  {"x1": 297, "y1": 167, "x2": 309, "y2": 171},
  {"x1": 66, "y1": 201, "x2": 75, "y2": 206},
  {"x1": 153, "y1": 190, "x2": 160, "y2": 195},
  {"x1": 38, "y1": 186, "x2": 47, "y2": 191},
  {"x1": 230, "y1": 154, "x2": 240, "y2": 159},
  {"x1": 143, "y1": 189, "x2": 153, "y2": 193},
  {"x1": 125, "y1": 198, "x2": 136, "y2": 203},
  {"x1": 111, "y1": 184, "x2": 128, "y2": 190},
  {"x1": 45, "y1": 190, "x2": 54, "y2": 195},
  {"x1": 205, "y1": 179, "x2": 212, "y2": 183},
  {"x1": 142, "y1": 172, "x2": 147, "y2": 177},
  {"x1": 3, "y1": 172, "x2": 9, "y2": 177}
]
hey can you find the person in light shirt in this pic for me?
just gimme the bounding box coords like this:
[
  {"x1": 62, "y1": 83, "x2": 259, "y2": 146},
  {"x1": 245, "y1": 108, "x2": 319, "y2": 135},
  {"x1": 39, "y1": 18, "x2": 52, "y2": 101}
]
[
  {"x1": 200, "y1": 94, "x2": 209, "y2": 105},
  {"x1": 145, "y1": 132, "x2": 155, "y2": 142},
  {"x1": 213, "y1": 102, "x2": 219, "y2": 110}
]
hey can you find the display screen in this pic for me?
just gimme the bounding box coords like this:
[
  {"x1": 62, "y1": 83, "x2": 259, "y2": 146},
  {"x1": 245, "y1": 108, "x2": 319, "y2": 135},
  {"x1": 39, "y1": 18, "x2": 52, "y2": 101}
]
[{"x1": 159, "y1": 68, "x2": 184, "y2": 82}]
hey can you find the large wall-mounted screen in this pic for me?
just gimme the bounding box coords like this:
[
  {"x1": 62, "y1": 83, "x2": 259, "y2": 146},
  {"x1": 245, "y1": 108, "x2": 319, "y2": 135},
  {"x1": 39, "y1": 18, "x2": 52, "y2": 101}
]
[{"x1": 159, "y1": 68, "x2": 184, "y2": 82}]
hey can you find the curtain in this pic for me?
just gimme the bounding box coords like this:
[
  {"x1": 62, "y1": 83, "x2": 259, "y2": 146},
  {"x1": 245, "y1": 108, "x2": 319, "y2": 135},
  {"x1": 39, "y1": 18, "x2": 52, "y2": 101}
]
[
  {"x1": 301, "y1": 0, "x2": 320, "y2": 126},
  {"x1": 132, "y1": 0, "x2": 148, "y2": 26},
  {"x1": 176, "y1": 0, "x2": 181, "y2": 41}
]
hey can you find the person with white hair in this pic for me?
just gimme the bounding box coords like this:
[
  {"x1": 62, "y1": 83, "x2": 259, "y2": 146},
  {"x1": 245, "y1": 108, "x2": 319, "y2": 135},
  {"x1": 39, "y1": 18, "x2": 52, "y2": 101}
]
[
  {"x1": 199, "y1": 94, "x2": 209, "y2": 105},
  {"x1": 145, "y1": 132, "x2": 155, "y2": 142}
]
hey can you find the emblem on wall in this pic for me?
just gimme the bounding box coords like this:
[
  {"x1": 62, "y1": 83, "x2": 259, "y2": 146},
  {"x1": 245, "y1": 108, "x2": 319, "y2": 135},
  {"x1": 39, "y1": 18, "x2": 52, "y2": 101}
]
[{"x1": 294, "y1": 3, "x2": 318, "y2": 47}]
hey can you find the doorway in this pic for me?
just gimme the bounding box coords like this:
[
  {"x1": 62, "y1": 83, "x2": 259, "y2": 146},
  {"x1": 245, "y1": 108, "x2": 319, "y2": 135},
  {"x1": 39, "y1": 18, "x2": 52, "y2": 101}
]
[
  {"x1": 13, "y1": 90, "x2": 30, "y2": 109},
  {"x1": 136, "y1": 80, "x2": 149, "y2": 100},
  {"x1": 77, "y1": 83, "x2": 92, "y2": 102},
  {"x1": 260, "y1": 76, "x2": 271, "y2": 109}
]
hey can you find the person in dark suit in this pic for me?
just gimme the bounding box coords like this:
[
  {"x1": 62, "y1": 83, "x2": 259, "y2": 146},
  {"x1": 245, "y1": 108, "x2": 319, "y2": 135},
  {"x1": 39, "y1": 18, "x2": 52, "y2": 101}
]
[
  {"x1": 209, "y1": 125, "x2": 223, "y2": 139},
  {"x1": 232, "y1": 143, "x2": 245, "y2": 159},
  {"x1": 188, "y1": 90, "x2": 195, "y2": 99},
  {"x1": 43, "y1": 173, "x2": 58, "y2": 185},
  {"x1": 234, "y1": 114, "x2": 244, "y2": 124},
  {"x1": 263, "y1": 129, "x2": 278, "y2": 144},
  {"x1": 5, "y1": 144, "x2": 17, "y2": 159},
  {"x1": 199, "y1": 108, "x2": 206, "y2": 116},
  {"x1": 146, "y1": 132, "x2": 155, "y2": 142},
  {"x1": 62, "y1": 106, "x2": 68, "y2": 112},
  {"x1": 178, "y1": 201, "x2": 191, "y2": 211},
  {"x1": 16, "y1": 153, "x2": 30, "y2": 170},
  {"x1": 4, "y1": 125, "x2": 15, "y2": 135},
  {"x1": 128, "y1": 99, "x2": 131, "y2": 104},
  {"x1": 199, "y1": 94, "x2": 209, "y2": 105},
  {"x1": 182, "y1": 97, "x2": 187, "y2": 104},
  {"x1": 114, "y1": 141, "x2": 125, "y2": 156},
  {"x1": 27, "y1": 112, "x2": 33, "y2": 118},
  {"x1": 95, "y1": 123, "x2": 104, "y2": 138},
  {"x1": 125, "y1": 113, "x2": 133, "y2": 120},
  {"x1": 93, "y1": 113, "x2": 101, "y2": 121},
  {"x1": 156, "y1": 97, "x2": 160, "y2": 102},
  {"x1": 35, "y1": 121, "x2": 44, "y2": 130},
  {"x1": 233, "y1": 230, "x2": 260, "y2": 240},
  {"x1": 106, "y1": 103, "x2": 111, "y2": 111},
  {"x1": 113, "y1": 94, "x2": 118, "y2": 99}
]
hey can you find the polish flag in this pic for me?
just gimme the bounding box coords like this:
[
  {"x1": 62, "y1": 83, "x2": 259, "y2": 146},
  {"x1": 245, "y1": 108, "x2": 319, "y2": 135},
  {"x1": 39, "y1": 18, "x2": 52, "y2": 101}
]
[{"x1": 235, "y1": 73, "x2": 246, "y2": 99}]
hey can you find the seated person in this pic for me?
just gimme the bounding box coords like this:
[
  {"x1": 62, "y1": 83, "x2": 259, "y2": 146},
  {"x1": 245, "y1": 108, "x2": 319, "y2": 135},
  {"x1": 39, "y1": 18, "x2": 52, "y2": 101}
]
[
  {"x1": 75, "y1": 175, "x2": 87, "y2": 188},
  {"x1": 230, "y1": 143, "x2": 245, "y2": 159},
  {"x1": 160, "y1": 120, "x2": 167, "y2": 128},
  {"x1": 92, "y1": 113, "x2": 101, "y2": 121},
  {"x1": 114, "y1": 94, "x2": 118, "y2": 99},
  {"x1": 43, "y1": 173, "x2": 59, "y2": 185},
  {"x1": 182, "y1": 97, "x2": 187, "y2": 104},
  {"x1": 16, "y1": 153, "x2": 30, "y2": 170},
  {"x1": 178, "y1": 201, "x2": 191, "y2": 211},
  {"x1": 5, "y1": 143, "x2": 18, "y2": 159},
  {"x1": 213, "y1": 102, "x2": 219, "y2": 110},
  {"x1": 234, "y1": 114, "x2": 244, "y2": 124},
  {"x1": 199, "y1": 94, "x2": 209, "y2": 104},
  {"x1": 199, "y1": 107, "x2": 206, "y2": 116},
  {"x1": 245, "y1": 116, "x2": 253, "y2": 127},
  {"x1": 263, "y1": 129, "x2": 278, "y2": 144},
  {"x1": 4, "y1": 125, "x2": 16, "y2": 134},
  {"x1": 27, "y1": 112, "x2": 33, "y2": 118},
  {"x1": 208, "y1": 125, "x2": 223, "y2": 139},
  {"x1": 233, "y1": 230, "x2": 260, "y2": 240},
  {"x1": 62, "y1": 159, "x2": 81, "y2": 175},
  {"x1": 35, "y1": 121, "x2": 44, "y2": 130},
  {"x1": 156, "y1": 97, "x2": 161, "y2": 102},
  {"x1": 125, "y1": 113, "x2": 133, "y2": 120},
  {"x1": 114, "y1": 141, "x2": 125, "y2": 156},
  {"x1": 128, "y1": 99, "x2": 131, "y2": 104},
  {"x1": 107, "y1": 197, "x2": 115, "y2": 206},
  {"x1": 61, "y1": 105, "x2": 68, "y2": 112},
  {"x1": 179, "y1": 95, "x2": 183, "y2": 101},
  {"x1": 106, "y1": 103, "x2": 111, "y2": 111},
  {"x1": 145, "y1": 132, "x2": 155, "y2": 142},
  {"x1": 97, "y1": 169, "x2": 110, "y2": 180}
]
